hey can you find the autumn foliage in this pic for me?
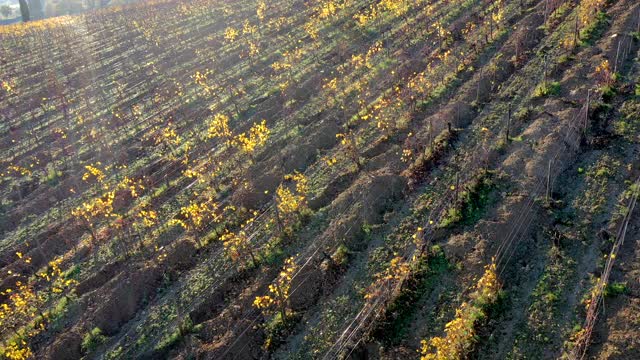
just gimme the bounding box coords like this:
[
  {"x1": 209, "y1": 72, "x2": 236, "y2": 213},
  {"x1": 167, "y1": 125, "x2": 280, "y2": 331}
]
[{"x1": 419, "y1": 262, "x2": 500, "y2": 360}]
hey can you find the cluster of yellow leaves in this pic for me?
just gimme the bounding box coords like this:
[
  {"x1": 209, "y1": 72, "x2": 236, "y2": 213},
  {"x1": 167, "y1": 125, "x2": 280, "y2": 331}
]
[
  {"x1": 491, "y1": 6, "x2": 504, "y2": 25},
  {"x1": 6, "y1": 165, "x2": 32, "y2": 177},
  {"x1": 192, "y1": 69, "x2": 216, "y2": 96},
  {"x1": 82, "y1": 162, "x2": 106, "y2": 183},
  {"x1": 271, "y1": 48, "x2": 305, "y2": 72},
  {"x1": 364, "y1": 256, "x2": 411, "y2": 300},
  {"x1": 276, "y1": 172, "x2": 308, "y2": 217},
  {"x1": 253, "y1": 257, "x2": 298, "y2": 315},
  {"x1": 207, "y1": 113, "x2": 232, "y2": 140},
  {"x1": 224, "y1": 27, "x2": 239, "y2": 42},
  {"x1": 155, "y1": 124, "x2": 182, "y2": 147},
  {"x1": 336, "y1": 131, "x2": 354, "y2": 147},
  {"x1": 411, "y1": 226, "x2": 425, "y2": 246},
  {"x1": 269, "y1": 16, "x2": 288, "y2": 31},
  {"x1": 578, "y1": 0, "x2": 606, "y2": 26},
  {"x1": 208, "y1": 115, "x2": 269, "y2": 155},
  {"x1": 1, "y1": 256, "x2": 76, "y2": 360},
  {"x1": 401, "y1": 148, "x2": 413, "y2": 163},
  {"x1": 135, "y1": 208, "x2": 158, "y2": 229},
  {"x1": 323, "y1": 77, "x2": 338, "y2": 91},
  {"x1": 247, "y1": 41, "x2": 260, "y2": 58},
  {"x1": 1, "y1": 79, "x2": 14, "y2": 94},
  {"x1": 242, "y1": 20, "x2": 258, "y2": 36},
  {"x1": 52, "y1": 127, "x2": 67, "y2": 140},
  {"x1": 304, "y1": 21, "x2": 320, "y2": 40},
  {"x1": 336, "y1": 131, "x2": 362, "y2": 168},
  {"x1": 303, "y1": 0, "x2": 346, "y2": 39},
  {"x1": 39, "y1": 258, "x2": 76, "y2": 294},
  {"x1": 183, "y1": 167, "x2": 202, "y2": 179},
  {"x1": 431, "y1": 20, "x2": 451, "y2": 41},
  {"x1": 256, "y1": 1, "x2": 267, "y2": 21},
  {"x1": 2, "y1": 340, "x2": 32, "y2": 360},
  {"x1": 354, "y1": 0, "x2": 411, "y2": 26},
  {"x1": 349, "y1": 40, "x2": 383, "y2": 70},
  {"x1": 118, "y1": 177, "x2": 145, "y2": 198},
  {"x1": 595, "y1": 59, "x2": 614, "y2": 86},
  {"x1": 318, "y1": 0, "x2": 345, "y2": 20},
  {"x1": 71, "y1": 191, "x2": 116, "y2": 227},
  {"x1": 169, "y1": 198, "x2": 220, "y2": 233},
  {"x1": 420, "y1": 262, "x2": 500, "y2": 360},
  {"x1": 220, "y1": 217, "x2": 256, "y2": 265},
  {"x1": 0, "y1": 14, "x2": 72, "y2": 36},
  {"x1": 234, "y1": 120, "x2": 270, "y2": 154},
  {"x1": 323, "y1": 156, "x2": 338, "y2": 167}
]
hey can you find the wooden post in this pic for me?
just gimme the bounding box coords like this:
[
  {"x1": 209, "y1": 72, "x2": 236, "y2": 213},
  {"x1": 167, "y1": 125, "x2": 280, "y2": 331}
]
[
  {"x1": 447, "y1": 122, "x2": 452, "y2": 134},
  {"x1": 429, "y1": 118, "x2": 434, "y2": 151},
  {"x1": 584, "y1": 89, "x2": 591, "y2": 135},
  {"x1": 476, "y1": 69, "x2": 482, "y2": 104},
  {"x1": 274, "y1": 199, "x2": 284, "y2": 234},
  {"x1": 506, "y1": 102, "x2": 512, "y2": 143},
  {"x1": 614, "y1": 39, "x2": 621, "y2": 74},
  {"x1": 543, "y1": 54, "x2": 548, "y2": 88},
  {"x1": 546, "y1": 160, "x2": 552, "y2": 203},
  {"x1": 574, "y1": 6, "x2": 580, "y2": 47},
  {"x1": 625, "y1": 34, "x2": 632, "y2": 66}
]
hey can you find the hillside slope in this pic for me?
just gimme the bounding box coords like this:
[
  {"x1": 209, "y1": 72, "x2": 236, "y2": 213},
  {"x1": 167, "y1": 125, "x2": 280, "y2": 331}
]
[{"x1": 0, "y1": 0, "x2": 639, "y2": 359}]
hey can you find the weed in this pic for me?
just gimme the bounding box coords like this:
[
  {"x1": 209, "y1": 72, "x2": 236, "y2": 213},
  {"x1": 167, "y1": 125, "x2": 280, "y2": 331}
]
[
  {"x1": 514, "y1": 107, "x2": 532, "y2": 122},
  {"x1": 263, "y1": 311, "x2": 301, "y2": 350},
  {"x1": 374, "y1": 247, "x2": 449, "y2": 345},
  {"x1": 600, "y1": 85, "x2": 615, "y2": 102},
  {"x1": 579, "y1": 12, "x2": 609, "y2": 45},
  {"x1": 259, "y1": 238, "x2": 285, "y2": 266},
  {"x1": 558, "y1": 54, "x2": 575, "y2": 65},
  {"x1": 439, "y1": 173, "x2": 496, "y2": 228},
  {"x1": 82, "y1": 327, "x2": 107, "y2": 354},
  {"x1": 44, "y1": 164, "x2": 63, "y2": 186},
  {"x1": 614, "y1": 100, "x2": 640, "y2": 141},
  {"x1": 105, "y1": 346, "x2": 124, "y2": 359},
  {"x1": 533, "y1": 81, "x2": 561, "y2": 97},
  {"x1": 155, "y1": 316, "x2": 200, "y2": 351},
  {"x1": 439, "y1": 207, "x2": 462, "y2": 228},
  {"x1": 603, "y1": 282, "x2": 629, "y2": 297},
  {"x1": 332, "y1": 244, "x2": 349, "y2": 266}
]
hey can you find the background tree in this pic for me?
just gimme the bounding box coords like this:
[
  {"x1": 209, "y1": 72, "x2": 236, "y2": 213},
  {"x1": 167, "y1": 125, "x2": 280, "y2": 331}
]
[
  {"x1": 27, "y1": 0, "x2": 42, "y2": 19},
  {"x1": 0, "y1": 5, "x2": 13, "y2": 18},
  {"x1": 18, "y1": 0, "x2": 29, "y2": 22}
]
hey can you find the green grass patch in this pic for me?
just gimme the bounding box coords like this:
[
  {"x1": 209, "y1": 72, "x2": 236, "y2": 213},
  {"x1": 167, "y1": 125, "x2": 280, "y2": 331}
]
[
  {"x1": 515, "y1": 107, "x2": 532, "y2": 122},
  {"x1": 579, "y1": 12, "x2": 609, "y2": 45},
  {"x1": 614, "y1": 100, "x2": 640, "y2": 141},
  {"x1": 603, "y1": 282, "x2": 629, "y2": 297},
  {"x1": 440, "y1": 172, "x2": 497, "y2": 228},
  {"x1": 263, "y1": 311, "x2": 301, "y2": 350},
  {"x1": 533, "y1": 81, "x2": 561, "y2": 98},
  {"x1": 372, "y1": 245, "x2": 450, "y2": 345},
  {"x1": 155, "y1": 316, "x2": 202, "y2": 352},
  {"x1": 600, "y1": 85, "x2": 616, "y2": 102},
  {"x1": 82, "y1": 327, "x2": 108, "y2": 354}
]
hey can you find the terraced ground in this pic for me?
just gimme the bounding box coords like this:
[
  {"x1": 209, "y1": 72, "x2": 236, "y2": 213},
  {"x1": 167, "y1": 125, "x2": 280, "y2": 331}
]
[{"x1": 0, "y1": 0, "x2": 639, "y2": 359}]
